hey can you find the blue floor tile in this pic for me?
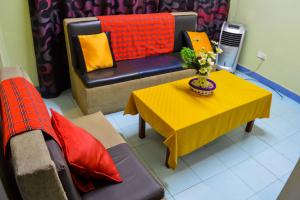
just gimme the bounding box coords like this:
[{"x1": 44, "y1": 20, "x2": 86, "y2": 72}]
[
  {"x1": 257, "y1": 180, "x2": 284, "y2": 200},
  {"x1": 203, "y1": 170, "x2": 254, "y2": 200},
  {"x1": 254, "y1": 148, "x2": 295, "y2": 178},
  {"x1": 183, "y1": 147, "x2": 227, "y2": 180},
  {"x1": 174, "y1": 183, "x2": 223, "y2": 200},
  {"x1": 206, "y1": 136, "x2": 250, "y2": 168},
  {"x1": 231, "y1": 158, "x2": 276, "y2": 192},
  {"x1": 273, "y1": 134, "x2": 300, "y2": 163}
]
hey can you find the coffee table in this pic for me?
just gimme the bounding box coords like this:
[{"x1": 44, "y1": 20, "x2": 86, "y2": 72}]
[{"x1": 124, "y1": 70, "x2": 272, "y2": 169}]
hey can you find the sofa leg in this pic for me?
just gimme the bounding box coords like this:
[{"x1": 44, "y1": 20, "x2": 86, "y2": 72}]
[
  {"x1": 139, "y1": 115, "x2": 146, "y2": 139},
  {"x1": 245, "y1": 120, "x2": 255, "y2": 133}
]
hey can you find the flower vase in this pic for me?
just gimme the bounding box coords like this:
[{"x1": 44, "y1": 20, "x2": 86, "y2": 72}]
[
  {"x1": 196, "y1": 74, "x2": 210, "y2": 88},
  {"x1": 189, "y1": 72, "x2": 216, "y2": 96}
]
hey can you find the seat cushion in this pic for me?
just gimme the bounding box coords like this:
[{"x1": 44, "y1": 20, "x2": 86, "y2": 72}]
[
  {"x1": 72, "y1": 112, "x2": 126, "y2": 149},
  {"x1": 79, "y1": 53, "x2": 183, "y2": 88},
  {"x1": 82, "y1": 143, "x2": 164, "y2": 200}
]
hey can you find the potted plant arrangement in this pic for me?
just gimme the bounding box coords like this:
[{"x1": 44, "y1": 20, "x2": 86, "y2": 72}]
[{"x1": 180, "y1": 41, "x2": 223, "y2": 95}]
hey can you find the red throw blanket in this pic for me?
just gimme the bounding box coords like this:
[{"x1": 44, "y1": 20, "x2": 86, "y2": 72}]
[
  {"x1": 0, "y1": 77, "x2": 61, "y2": 157},
  {"x1": 97, "y1": 13, "x2": 175, "y2": 61}
]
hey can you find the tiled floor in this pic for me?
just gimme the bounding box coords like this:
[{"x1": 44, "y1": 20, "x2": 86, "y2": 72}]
[{"x1": 45, "y1": 71, "x2": 300, "y2": 200}]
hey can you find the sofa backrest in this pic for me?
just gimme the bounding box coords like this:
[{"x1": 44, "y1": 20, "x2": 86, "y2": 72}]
[
  {"x1": 64, "y1": 12, "x2": 197, "y2": 71},
  {"x1": 0, "y1": 67, "x2": 67, "y2": 200}
]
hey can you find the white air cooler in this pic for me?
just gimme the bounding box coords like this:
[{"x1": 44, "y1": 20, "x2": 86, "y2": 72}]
[{"x1": 216, "y1": 22, "x2": 246, "y2": 73}]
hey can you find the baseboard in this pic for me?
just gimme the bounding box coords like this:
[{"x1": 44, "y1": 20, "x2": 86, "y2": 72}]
[{"x1": 237, "y1": 65, "x2": 300, "y2": 103}]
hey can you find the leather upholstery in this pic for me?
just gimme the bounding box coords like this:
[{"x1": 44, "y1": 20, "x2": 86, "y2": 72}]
[
  {"x1": 173, "y1": 15, "x2": 198, "y2": 52},
  {"x1": 46, "y1": 139, "x2": 82, "y2": 200},
  {"x1": 79, "y1": 53, "x2": 183, "y2": 88},
  {"x1": 66, "y1": 13, "x2": 197, "y2": 88},
  {"x1": 82, "y1": 143, "x2": 164, "y2": 200}
]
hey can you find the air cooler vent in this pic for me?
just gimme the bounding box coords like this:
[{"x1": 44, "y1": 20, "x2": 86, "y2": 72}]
[{"x1": 220, "y1": 31, "x2": 242, "y2": 47}]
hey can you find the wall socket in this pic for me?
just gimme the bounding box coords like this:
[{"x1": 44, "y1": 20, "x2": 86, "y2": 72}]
[{"x1": 257, "y1": 51, "x2": 267, "y2": 61}]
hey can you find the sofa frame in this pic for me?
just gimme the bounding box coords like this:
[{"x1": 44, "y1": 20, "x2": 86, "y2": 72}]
[{"x1": 64, "y1": 12, "x2": 197, "y2": 115}]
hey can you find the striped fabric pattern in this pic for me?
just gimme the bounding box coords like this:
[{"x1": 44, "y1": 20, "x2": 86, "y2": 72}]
[
  {"x1": 0, "y1": 77, "x2": 61, "y2": 157},
  {"x1": 97, "y1": 13, "x2": 175, "y2": 61}
]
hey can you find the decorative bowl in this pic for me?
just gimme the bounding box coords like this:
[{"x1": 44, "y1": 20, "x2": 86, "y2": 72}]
[{"x1": 188, "y1": 78, "x2": 216, "y2": 96}]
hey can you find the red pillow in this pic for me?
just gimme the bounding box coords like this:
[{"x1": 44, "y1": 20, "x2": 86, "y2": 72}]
[{"x1": 50, "y1": 109, "x2": 122, "y2": 192}]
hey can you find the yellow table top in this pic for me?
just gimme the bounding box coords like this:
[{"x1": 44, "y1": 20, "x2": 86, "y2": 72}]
[{"x1": 125, "y1": 70, "x2": 272, "y2": 169}]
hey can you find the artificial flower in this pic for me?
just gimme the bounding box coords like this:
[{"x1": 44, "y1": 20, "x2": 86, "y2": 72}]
[
  {"x1": 199, "y1": 52, "x2": 208, "y2": 59},
  {"x1": 199, "y1": 58, "x2": 206, "y2": 65},
  {"x1": 216, "y1": 47, "x2": 223, "y2": 54},
  {"x1": 207, "y1": 58, "x2": 215, "y2": 66},
  {"x1": 208, "y1": 51, "x2": 216, "y2": 59},
  {"x1": 199, "y1": 68, "x2": 207, "y2": 74},
  {"x1": 211, "y1": 40, "x2": 218, "y2": 46},
  {"x1": 180, "y1": 40, "x2": 223, "y2": 84}
]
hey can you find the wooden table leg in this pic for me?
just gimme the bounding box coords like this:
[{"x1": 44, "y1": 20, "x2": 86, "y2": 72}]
[
  {"x1": 245, "y1": 120, "x2": 255, "y2": 133},
  {"x1": 139, "y1": 115, "x2": 146, "y2": 139},
  {"x1": 165, "y1": 148, "x2": 170, "y2": 168}
]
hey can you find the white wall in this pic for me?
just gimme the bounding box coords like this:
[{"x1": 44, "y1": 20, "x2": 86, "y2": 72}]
[{"x1": 229, "y1": 0, "x2": 300, "y2": 95}]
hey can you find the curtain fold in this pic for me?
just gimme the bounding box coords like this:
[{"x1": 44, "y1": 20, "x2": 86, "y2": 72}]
[{"x1": 28, "y1": 0, "x2": 229, "y2": 98}]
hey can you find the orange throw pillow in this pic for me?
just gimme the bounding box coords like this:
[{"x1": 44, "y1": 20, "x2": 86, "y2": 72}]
[
  {"x1": 51, "y1": 109, "x2": 122, "y2": 192},
  {"x1": 78, "y1": 33, "x2": 114, "y2": 72},
  {"x1": 184, "y1": 31, "x2": 213, "y2": 55}
]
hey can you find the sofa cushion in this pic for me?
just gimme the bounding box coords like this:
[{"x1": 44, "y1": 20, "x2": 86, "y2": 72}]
[
  {"x1": 51, "y1": 110, "x2": 123, "y2": 192},
  {"x1": 183, "y1": 31, "x2": 212, "y2": 55},
  {"x1": 82, "y1": 143, "x2": 164, "y2": 200},
  {"x1": 79, "y1": 53, "x2": 183, "y2": 88},
  {"x1": 46, "y1": 139, "x2": 82, "y2": 200},
  {"x1": 73, "y1": 32, "x2": 116, "y2": 73}
]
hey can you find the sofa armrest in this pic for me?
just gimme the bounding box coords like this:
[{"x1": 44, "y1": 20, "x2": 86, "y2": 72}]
[{"x1": 10, "y1": 130, "x2": 67, "y2": 200}]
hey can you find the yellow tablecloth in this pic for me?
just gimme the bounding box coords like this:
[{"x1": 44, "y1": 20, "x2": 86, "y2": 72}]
[{"x1": 124, "y1": 70, "x2": 272, "y2": 169}]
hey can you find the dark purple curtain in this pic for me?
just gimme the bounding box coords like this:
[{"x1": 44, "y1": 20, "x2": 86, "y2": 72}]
[{"x1": 28, "y1": 0, "x2": 229, "y2": 98}]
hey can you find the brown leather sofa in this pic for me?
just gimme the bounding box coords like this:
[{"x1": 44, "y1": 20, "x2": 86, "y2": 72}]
[
  {"x1": 64, "y1": 12, "x2": 197, "y2": 115},
  {"x1": 0, "y1": 67, "x2": 164, "y2": 200}
]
